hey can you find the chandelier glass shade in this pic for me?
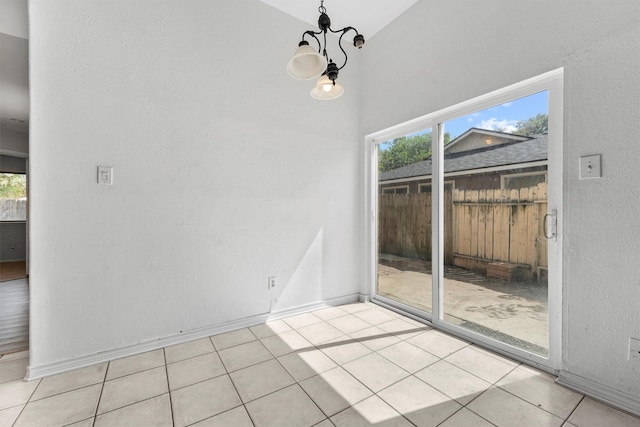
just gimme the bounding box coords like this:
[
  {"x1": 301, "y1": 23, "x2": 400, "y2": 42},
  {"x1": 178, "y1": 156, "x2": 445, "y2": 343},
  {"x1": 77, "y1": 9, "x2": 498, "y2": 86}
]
[{"x1": 286, "y1": 0, "x2": 365, "y2": 100}]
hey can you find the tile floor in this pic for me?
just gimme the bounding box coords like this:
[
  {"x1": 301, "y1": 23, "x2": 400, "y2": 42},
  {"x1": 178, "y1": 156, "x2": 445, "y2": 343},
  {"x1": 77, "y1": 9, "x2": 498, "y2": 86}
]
[{"x1": 1, "y1": 302, "x2": 640, "y2": 426}]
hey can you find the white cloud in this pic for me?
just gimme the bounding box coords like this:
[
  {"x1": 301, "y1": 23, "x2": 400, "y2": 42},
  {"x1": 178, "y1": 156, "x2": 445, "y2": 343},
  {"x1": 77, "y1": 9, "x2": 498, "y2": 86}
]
[
  {"x1": 478, "y1": 117, "x2": 518, "y2": 133},
  {"x1": 502, "y1": 102, "x2": 513, "y2": 107},
  {"x1": 467, "y1": 117, "x2": 474, "y2": 122}
]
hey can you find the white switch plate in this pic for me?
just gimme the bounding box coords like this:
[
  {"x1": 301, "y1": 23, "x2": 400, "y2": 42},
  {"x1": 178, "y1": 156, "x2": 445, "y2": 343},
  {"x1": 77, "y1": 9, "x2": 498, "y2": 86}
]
[
  {"x1": 579, "y1": 155, "x2": 601, "y2": 179},
  {"x1": 97, "y1": 166, "x2": 113, "y2": 185}
]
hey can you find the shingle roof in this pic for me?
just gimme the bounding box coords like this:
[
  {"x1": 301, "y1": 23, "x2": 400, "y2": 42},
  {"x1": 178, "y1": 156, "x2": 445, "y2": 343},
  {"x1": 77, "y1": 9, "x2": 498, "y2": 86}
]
[{"x1": 379, "y1": 134, "x2": 547, "y2": 181}]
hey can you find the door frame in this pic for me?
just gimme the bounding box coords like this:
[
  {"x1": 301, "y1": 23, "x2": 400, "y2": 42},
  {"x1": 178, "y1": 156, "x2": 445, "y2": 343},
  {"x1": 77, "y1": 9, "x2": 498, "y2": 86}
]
[{"x1": 366, "y1": 68, "x2": 564, "y2": 372}]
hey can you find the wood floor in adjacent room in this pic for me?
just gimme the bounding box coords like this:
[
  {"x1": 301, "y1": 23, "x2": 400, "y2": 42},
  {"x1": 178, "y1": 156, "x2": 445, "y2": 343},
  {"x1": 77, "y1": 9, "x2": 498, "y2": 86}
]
[
  {"x1": 0, "y1": 260, "x2": 27, "y2": 283},
  {"x1": 0, "y1": 277, "x2": 29, "y2": 355}
]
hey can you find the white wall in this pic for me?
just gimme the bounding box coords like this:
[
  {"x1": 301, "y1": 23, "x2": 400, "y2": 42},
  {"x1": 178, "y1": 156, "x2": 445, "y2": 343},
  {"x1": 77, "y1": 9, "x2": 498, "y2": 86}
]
[
  {"x1": 28, "y1": 0, "x2": 362, "y2": 371},
  {"x1": 361, "y1": 0, "x2": 640, "y2": 412}
]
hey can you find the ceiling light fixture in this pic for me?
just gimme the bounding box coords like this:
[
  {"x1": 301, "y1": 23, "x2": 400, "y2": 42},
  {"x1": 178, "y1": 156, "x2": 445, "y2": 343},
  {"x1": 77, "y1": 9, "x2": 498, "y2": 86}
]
[{"x1": 286, "y1": 0, "x2": 365, "y2": 100}]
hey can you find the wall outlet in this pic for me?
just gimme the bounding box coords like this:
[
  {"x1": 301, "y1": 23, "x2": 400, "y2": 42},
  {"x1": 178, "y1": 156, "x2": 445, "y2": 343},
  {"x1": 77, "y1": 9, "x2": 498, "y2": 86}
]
[
  {"x1": 629, "y1": 337, "x2": 640, "y2": 361},
  {"x1": 97, "y1": 166, "x2": 113, "y2": 185},
  {"x1": 268, "y1": 276, "x2": 277, "y2": 290}
]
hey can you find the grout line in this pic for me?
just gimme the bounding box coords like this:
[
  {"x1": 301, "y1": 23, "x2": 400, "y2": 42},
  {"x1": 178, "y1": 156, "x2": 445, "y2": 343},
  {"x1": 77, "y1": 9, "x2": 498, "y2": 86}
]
[
  {"x1": 91, "y1": 361, "x2": 110, "y2": 426},
  {"x1": 163, "y1": 348, "x2": 176, "y2": 427},
  {"x1": 563, "y1": 396, "x2": 585, "y2": 424}
]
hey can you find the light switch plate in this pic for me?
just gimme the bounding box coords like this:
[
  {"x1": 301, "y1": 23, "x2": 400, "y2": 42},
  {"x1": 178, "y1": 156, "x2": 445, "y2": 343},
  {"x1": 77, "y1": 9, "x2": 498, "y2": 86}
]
[
  {"x1": 97, "y1": 166, "x2": 113, "y2": 185},
  {"x1": 579, "y1": 155, "x2": 601, "y2": 179}
]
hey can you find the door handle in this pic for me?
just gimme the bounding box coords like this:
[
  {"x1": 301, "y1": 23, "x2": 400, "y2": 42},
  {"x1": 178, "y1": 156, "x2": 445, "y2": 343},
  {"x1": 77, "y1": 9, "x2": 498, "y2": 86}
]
[{"x1": 543, "y1": 209, "x2": 557, "y2": 241}]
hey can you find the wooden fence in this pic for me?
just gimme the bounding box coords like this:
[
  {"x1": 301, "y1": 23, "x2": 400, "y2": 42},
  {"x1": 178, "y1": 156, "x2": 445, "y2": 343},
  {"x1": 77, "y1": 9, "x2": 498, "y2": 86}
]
[{"x1": 378, "y1": 183, "x2": 548, "y2": 277}]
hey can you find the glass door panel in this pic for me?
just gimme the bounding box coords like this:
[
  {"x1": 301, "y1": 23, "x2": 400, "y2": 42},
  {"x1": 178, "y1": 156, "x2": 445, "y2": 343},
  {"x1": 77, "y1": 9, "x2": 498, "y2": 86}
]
[
  {"x1": 376, "y1": 129, "x2": 433, "y2": 314},
  {"x1": 441, "y1": 91, "x2": 550, "y2": 356}
]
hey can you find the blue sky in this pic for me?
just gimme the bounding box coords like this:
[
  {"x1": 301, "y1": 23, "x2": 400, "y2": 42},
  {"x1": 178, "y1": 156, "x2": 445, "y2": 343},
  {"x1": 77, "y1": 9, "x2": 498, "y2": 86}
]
[
  {"x1": 444, "y1": 90, "x2": 548, "y2": 139},
  {"x1": 380, "y1": 90, "x2": 548, "y2": 148}
]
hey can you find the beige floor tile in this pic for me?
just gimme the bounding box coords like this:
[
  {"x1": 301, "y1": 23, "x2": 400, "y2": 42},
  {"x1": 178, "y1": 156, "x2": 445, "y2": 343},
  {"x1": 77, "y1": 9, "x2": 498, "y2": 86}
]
[
  {"x1": 327, "y1": 315, "x2": 372, "y2": 335},
  {"x1": 314, "y1": 420, "x2": 335, "y2": 427},
  {"x1": 191, "y1": 405, "x2": 254, "y2": 427},
  {"x1": 353, "y1": 308, "x2": 397, "y2": 325},
  {"x1": 278, "y1": 349, "x2": 337, "y2": 382},
  {"x1": 406, "y1": 329, "x2": 469, "y2": 358},
  {"x1": 297, "y1": 322, "x2": 344, "y2": 345},
  {"x1": 518, "y1": 363, "x2": 557, "y2": 383},
  {"x1": 167, "y1": 352, "x2": 226, "y2": 391},
  {"x1": 218, "y1": 340, "x2": 273, "y2": 372},
  {"x1": 97, "y1": 366, "x2": 168, "y2": 414},
  {"x1": 415, "y1": 360, "x2": 491, "y2": 405},
  {"x1": 319, "y1": 337, "x2": 372, "y2": 365},
  {"x1": 0, "y1": 404, "x2": 23, "y2": 426},
  {"x1": 0, "y1": 350, "x2": 28, "y2": 362},
  {"x1": 94, "y1": 394, "x2": 172, "y2": 427},
  {"x1": 249, "y1": 320, "x2": 292, "y2": 339},
  {"x1": 378, "y1": 376, "x2": 462, "y2": 427},
  {"x1": 312, "y1": 306, "x2": 349, "y2": 321},
  {"x1": 377, "y1": 341, "x2": 439, "y2": 373},
  {"x1": 260, "y1": 330, "x2": 313, "y2": 357},
  {"x1": 497, "y1": 365, "x2": 582, "y2": 418},
  {"x1": 339, "y1": 303, "x2": 372, "y2": 314},
  {"x1": 245, "y1": 384, "x2": 325, "y2": 427},
  {"x1": 330, "y1": 395, "x2": 413, "y2": 427},
  {"x1": 563, "y1": 423, "x2": 578, "y2": 427},
  {"x1": 350, "y1": 326, "x2": 401, "y2": 351},
  {"x1": 445, "y1": 346, "x2": 518, "y2": 383},
  {"x1": 438, "y1": 408, "x2": 494, "y2": 427},
  {"x1": 229, "y1": 359, "x2": 294, "y2": 402},
  {"x1": 300, "y1": 367, "x2": 373, "y2": 417},
  {"x1": 0, "y1": 379, "x2": 39, "y2": 410},
  {"x1": 171, "y1": 375, "x2": 241, "y2": 427},
  {"x1": 567, "y1": 398, "x2": 640, "y2": 427},
  {"x1": 31, "y1": 363, "x2": 107, "y2": 401},
  {"x1": 468, "y1": 386, "x2": 563, "y2": 427},
  {"x1": 377, "y1": 318, "x2": 428, "y2": 340},
  {"x1": 0, "y1": 357, "x2": 28, "y2": 384},
  {"x1": 66, "y1": 418, "x2": 94, "y2": 427},
  {"x1": 210, "y1": 328, "x2": 256, "y2": 350},
  {"x1": 343, "y1": 353, "x2": 409, "y2": 393},
  {"x1": 14, "y1": 384, "x2": 101, "y2": 427},
  {"x1": 283, "y1": 312, "x2": 323, "y2": 329},
  {"x1": 106, "y1": 349, "x2": 165, "y2": 380},
  {"x1": 164, "y1": 337, "x2": 215, "y2": 364}
]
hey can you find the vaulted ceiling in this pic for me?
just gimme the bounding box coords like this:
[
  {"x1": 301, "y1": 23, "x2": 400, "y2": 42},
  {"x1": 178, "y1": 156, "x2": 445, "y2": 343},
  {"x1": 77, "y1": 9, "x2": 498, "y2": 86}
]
[
  {"x1": 0, "y1": 0, "x2": 419, "y2": 136},
  {"x1": 259, "y1": 0, "x2": 418, "y2": 38}
]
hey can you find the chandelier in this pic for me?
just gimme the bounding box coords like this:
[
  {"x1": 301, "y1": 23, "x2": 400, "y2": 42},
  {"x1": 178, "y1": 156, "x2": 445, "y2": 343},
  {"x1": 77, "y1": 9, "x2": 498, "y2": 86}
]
[{"x1": 286, "y1": 0, "x2": 365, "y2": 100}]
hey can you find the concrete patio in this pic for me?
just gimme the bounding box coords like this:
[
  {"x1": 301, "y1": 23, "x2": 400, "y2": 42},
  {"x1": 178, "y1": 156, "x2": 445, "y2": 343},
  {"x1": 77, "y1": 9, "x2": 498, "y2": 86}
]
[{"x1": 378, "y1": 255, "x2": 548, "y2": 356}]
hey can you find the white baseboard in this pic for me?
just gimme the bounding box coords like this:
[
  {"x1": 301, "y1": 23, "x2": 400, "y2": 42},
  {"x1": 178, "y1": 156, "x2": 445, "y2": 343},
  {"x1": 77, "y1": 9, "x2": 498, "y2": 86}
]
[
  {"x1": 267, "y1": 293, "x2": 360, "y2": 320},
  {"x1": 557, "y1": 371, "x2": 640, "y2": 417},
  {"x1": 26, "y1": 293, "x2": 361, "y2": 381}
]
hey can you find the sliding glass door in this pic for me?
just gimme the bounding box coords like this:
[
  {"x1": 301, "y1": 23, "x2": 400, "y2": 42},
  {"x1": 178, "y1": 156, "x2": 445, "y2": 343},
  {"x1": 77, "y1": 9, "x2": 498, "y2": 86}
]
[{"x1": 370, "y1": 70, "x2": 563, "y2": 369}]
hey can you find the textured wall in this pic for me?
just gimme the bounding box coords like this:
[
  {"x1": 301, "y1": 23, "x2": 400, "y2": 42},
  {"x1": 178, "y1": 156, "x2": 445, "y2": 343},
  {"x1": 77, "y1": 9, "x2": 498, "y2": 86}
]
[
  {"x1": 361, "y1": 0, "x2": 640, "y2": 405},
  {"x1": 28, "y1": 0, "x2": 362, "y2": 367}
]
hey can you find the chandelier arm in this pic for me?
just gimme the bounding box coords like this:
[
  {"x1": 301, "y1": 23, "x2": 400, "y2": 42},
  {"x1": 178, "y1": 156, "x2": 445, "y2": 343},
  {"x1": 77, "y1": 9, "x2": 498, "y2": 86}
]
[
  {"x1": 335, "y1": 29, "x2": 349, "y2": 70},
  {"x1": 301, "y1": 30, "x2": 323, "y2": 53}
]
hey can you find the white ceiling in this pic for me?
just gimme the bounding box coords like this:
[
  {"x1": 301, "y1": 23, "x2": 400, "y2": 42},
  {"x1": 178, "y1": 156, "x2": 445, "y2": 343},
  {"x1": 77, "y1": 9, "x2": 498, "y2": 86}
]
[{"x1": 259, "y1": 0, "x2": 418, "y2": 39}]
